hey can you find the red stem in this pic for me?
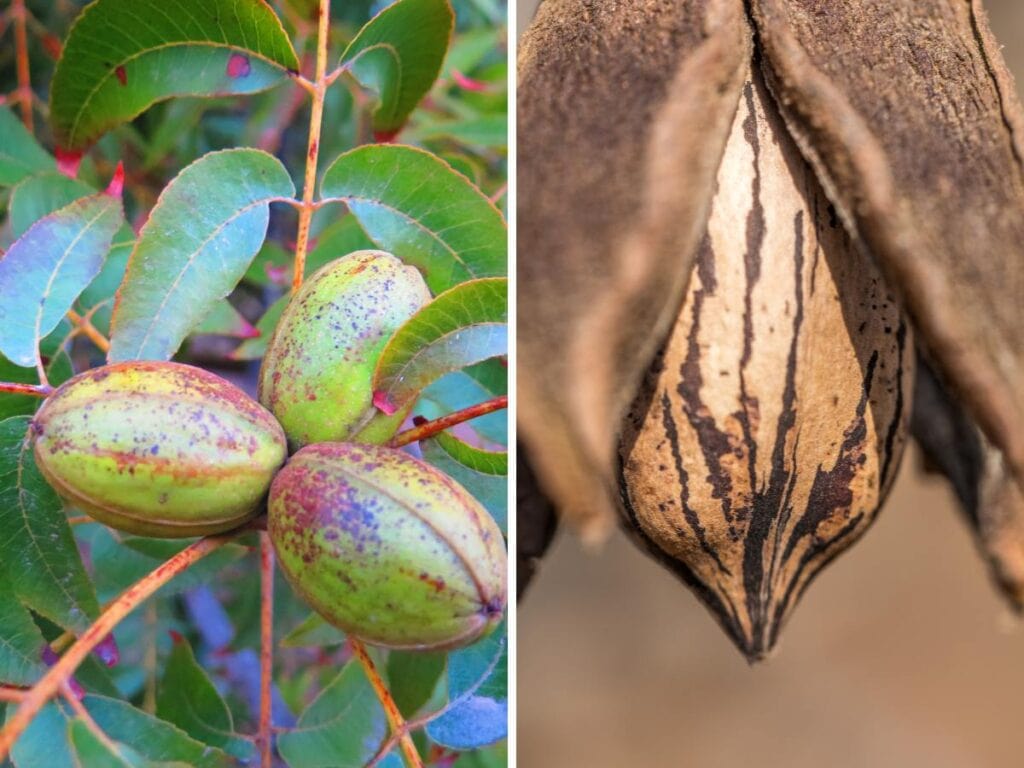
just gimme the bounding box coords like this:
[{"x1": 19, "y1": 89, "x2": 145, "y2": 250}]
[
  {"x1": 389, "y1": 395, "x2": 508, "y2": 449},
  {"x1": 0, "y1": 535, "x2": 232, "y2": 760},
  {"x1": 258, "y1": 532, "x2": 275, "y2": 768},
  {"x1": 350, "y1": 639, "x2": 423, "y2": 768},
  {"x1": 0, "y1": 382, "x2": 51, "y2": 398},
  {"x1": 12, "y1": 0, "x2": 32, "y2": 132}
]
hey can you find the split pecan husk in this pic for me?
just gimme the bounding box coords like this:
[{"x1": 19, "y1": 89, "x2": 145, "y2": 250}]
[{"x1": 518, "y1": 0, "x2": 1024, "y2": 652}]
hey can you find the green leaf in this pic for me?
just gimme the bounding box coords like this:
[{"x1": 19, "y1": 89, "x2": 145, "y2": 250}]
[
  {"x1": 229, "y1": 293, "x2": 289, "y2": 362},
  {"x1": 373, "y1": 277, "x2": 506, "y2": 412},
  {"x1": 85, "y1": 695, "x2": 237, "y2": 768},
  {"x1": 0, "y1": 580, "x2": 46, "y2": 686},
  {"x1": 339, "y1": 0, "x2": 454, "y2": 134},
  {"x1": 0, "y1": 189, "x2": 123, "y2": 368},
  {"x1": 426, "y1": 621, "x2": 507, "y2": 750},
  {"x1": 0, "y1": 416, "x2": 100, "y2": 634},
  {"x1": 0, "y1": 106, "x2": 53, "y2": 186},
  {"x1": 51, "y1": 0, "x2": 300, "y2": 149},
  {"x1": 78, "y1": 239, "x2": 134, "y2": 336},
  {"x1": 109, "y1": 148, "x2": 295, "y2": 362},
  {"x1": 67, "y1": 719, "x2": 139, "y2": 768},
  {"x1": 279, "y1": 612, "x2": 346, "y2": 649},
  {"x1": 452, "y1": 742, "x2": 507, "y2": 768},
  {"x1": 320, "y1": 144, "x2": 506, "y2": 294},
  {"x1": 442, "y1": 28, "x2": 502, "y2": 80},
  {"x1": 8, "y1": 172, "x2": 93, "y2": 237},
  {"x1": 156, "y1": 636, "x2": 254, "y2": 761},
  {"x1": 420, "y1": 436, "x2": 506, "y2": 532},
  {"x1": 78, "y1": 525, "x2": 248, "y2": 603},
  {"x1": 432, "y1": 431, "x2": 506, "y2": 474},
  {"x1": 193, "y1": 300, "x2": 258, "y2": 339},
  {"x1": 277, "y1": 661, "x2": 387, "y2": 768},
  {"x1": 10, "y1": 702, "x2": 76, "y2": 768},
  {"x1": 306, "y1": 215, "x2": 377, "y2": 276},
  {"x1": 386, "y1": 651, "x2": 444, "y2": 718},
  {"x1": 414, "y1": 115, "x2": 507, "y2": 150}
]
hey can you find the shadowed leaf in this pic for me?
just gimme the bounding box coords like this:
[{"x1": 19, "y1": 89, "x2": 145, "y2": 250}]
[
  {"x1": 277, "y1": 661, "x2": 387, "y2": 768},
  {"x1": 426, "y1": 619, "x2": 507, "y2": 750},
  {"x1": 0, "y1": 416, "x2": 100, "y2": 634},
  {"x1": 0, "y1": 580, "x2": 47, "y2": 686},
  {"x1": 0, "y1": 106, "x2": 53, "y2": 186},
  {"x1": 157, "y1": 636, "x2": 255, "y2": 761}
]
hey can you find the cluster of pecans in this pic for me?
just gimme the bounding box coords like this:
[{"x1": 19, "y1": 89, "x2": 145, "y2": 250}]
[{"x1": 30, "y1": 250, "x2": 507, "y2": 652}]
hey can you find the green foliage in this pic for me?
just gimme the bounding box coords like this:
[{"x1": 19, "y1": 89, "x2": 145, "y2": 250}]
[
  {"x1": 426, "y1": 620, "x2": 507, "y2": 750},
  {"x1": 0, "y1": 580, "x2": 47, "y2": 686},
  {"x1": 108, "y1": 149, "x2": 294, "y2": 362},
  {"x1": 276, "y1": 662, "x2": 387, "y2": 768},
  {"x1": 320, "y1": 145, "x2": 506, "y2": 293},
  {"x1": 0, "y1": 189, "x2": 123, "y2": 367},
  {"x1": 50, "y1": 0, "x2": 300, "y2": 149},
  {"x1": 0, "y1": 417, "x2": 101, "y2": 634},
  {"x1": 339, "y1": 0, "x2": 454, "y2": 134},
  {"x1": 0, "y1": 0, "x2": 507, "y2": 763},
  {"x1": 0, "y1": 106, "x2": 53, "y2": 186},
  {"x1": 374, "y1": 277, "x2": 507, "y2": 411},
  {"x1": 156, "y1": 637, "x2": 255, "y2": 761}
]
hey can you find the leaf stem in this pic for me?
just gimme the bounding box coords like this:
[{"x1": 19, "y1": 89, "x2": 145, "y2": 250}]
[
  {"x1": 11, "y1": 0, "x2": 32, "y2": 132},
  {"x1": 66, "y1": 309, "x2": 110, "y2": 353},
  {"x1": 0, "y1": 535, "x2": 232, "y2": 761},
  {"x1": 349, "y1": 638, "x2": 423, "y2": 768},
  {"x1": 0, "y1": 382, "x2": 51, "y2": 398},
  {"x1": 292, "y1": 0, "x2": 331, "y2": 292},
  {"x1": 0, "y1": 688, "x2": 26, "y2": 704},
  {"x1": 258, "y1": 531, "x2": 275, "y2": 768},
  {"x1": 389, "y1": 395, "x2": 508, "y2": 448}
]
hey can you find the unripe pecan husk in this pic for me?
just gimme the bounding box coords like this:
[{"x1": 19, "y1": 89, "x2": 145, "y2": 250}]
[
  {"x1": 259, "y1": 251, "x2": 430, "y2": 450},
  {"x1": 33, "y1": 361, "x2": 287, "y2": 537},
  {"x1": 618, "y1": 65, "x2": 913, "y2": 660},
  {"x1": 269, "y1": 443, "x2": 507, "y2": 651}
]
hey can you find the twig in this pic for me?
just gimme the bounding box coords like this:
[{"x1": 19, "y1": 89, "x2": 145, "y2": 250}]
[
  {"x1": 142, "y1": 601, "x2": 158, "y2": 713},
  {"x1": 366, "y1": 630, "x2": 506, "y2": 768},
  {"x1": 349, "y1": 638, "x2": 423, "y2": 768},
  {"x1": 0, "y1": 382, "x2": 51, "y2": 398},
  {"x1": 66, "y1": 515, "x2": 91, "y2": 526},
  {"x1": 258, "y1": 531, "x2": 275, "y2": 768},
  {"x1": 0, "y1": 688, "x2": 26, "y2": 704},
  {"x1": 291, "y1": 0, "x2": 331, "y2": 291},
  {"x1": 11, "y1": 0, "x2": 32, "y2": 132},
  {"x1": 389, "y1": 395, "x2": 508, "y2": 448},
  {"x1": 0, "y1": 535, "x2": 232, "y2": 760},
  {"x1": 66, "y1": 309, "x2": 111, "y2": 353}
]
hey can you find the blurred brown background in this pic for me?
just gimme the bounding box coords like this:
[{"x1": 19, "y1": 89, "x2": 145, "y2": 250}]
[{"x1": 516, "y1": 2, "x2": 1024, "y2": 767}]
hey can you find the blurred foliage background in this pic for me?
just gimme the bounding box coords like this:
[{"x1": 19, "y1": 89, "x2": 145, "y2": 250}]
[{"x1": 517, "y1": 2, "x2": 1024, "y2": 767}]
